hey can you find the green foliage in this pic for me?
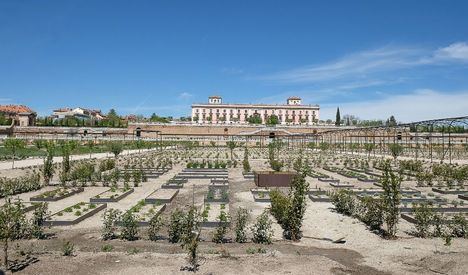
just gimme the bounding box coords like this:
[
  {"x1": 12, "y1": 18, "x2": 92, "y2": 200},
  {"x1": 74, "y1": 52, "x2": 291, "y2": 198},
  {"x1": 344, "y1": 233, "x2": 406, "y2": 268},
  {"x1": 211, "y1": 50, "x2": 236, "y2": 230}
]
[
  {"x1": 148, "y1": 214, "x2": 164, "y2": 241},
  {"x1": 269, "y1": 189, "x2": 291, "y2": 228},
  {"x1": 30, "y1": 202, "x2": 49, "y2": 239},
  {"x1": 388, "y1": 143, "x2": 404, "y2": 160},
  {"x1": 380, "y1": 160, "x2": 401, "y2": 237},
  {"x1": 101, "y1": 209, "x2": 121, "y2": 240},
  {"x1": 413, "y1": 203, "x2": 434, "y2": 238},
  {"x1": 62, "y1": 241, "x2": 75, "y2": 256},
  {"x1": 266, "y1": 114, "x2": 279, "y2": 125},
  {"x1": 212, "y1": 211, "x2": 229, "y2": 243},
  {"x1": 4, "y1": 138, "x2": 26, "y2": 168},
  {"x1": 108, "y1": 141, "x2": 123, "y2": 158},
  {"x1": 0, "y1": 173, "x2": 41, "y2": 198},
  {"x1": 41, "y1": 141, "x2": 55, "y2": 185},
  {"x1": 243, "y1": 147, "x2": 251, "y2": 172},
  {"x1": 356, "y1": 197, "x2": 383, "y2": 231},
  {"x1": 247, "y1": 114, "x2": 262, "y2": 124},
  {"x1": 330, "y1": 190, "x2": 356, "y2": 216},
  {"x1": 235, "y1": 207, "x2": 249, "y2": 243},
  {"x1": 251, "y1": 210, "x2": 273, "y2": 244},
  {"x1": 168, "y1": 209, "x2": 185, "y2": 243},
  {"x1": 120, "y1": 211, "x2": 138, "y2": 241},
  {"x1": 450, "y1": 214, "x2": 467, "y2": 238}
]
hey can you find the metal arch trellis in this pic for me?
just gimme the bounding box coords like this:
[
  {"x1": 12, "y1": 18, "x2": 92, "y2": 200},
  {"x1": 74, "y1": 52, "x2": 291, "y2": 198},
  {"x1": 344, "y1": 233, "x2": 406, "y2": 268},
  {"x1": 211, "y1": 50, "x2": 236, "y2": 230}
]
[{"x1": 301, "y1": 115, "x2": 468, "y2": 163}]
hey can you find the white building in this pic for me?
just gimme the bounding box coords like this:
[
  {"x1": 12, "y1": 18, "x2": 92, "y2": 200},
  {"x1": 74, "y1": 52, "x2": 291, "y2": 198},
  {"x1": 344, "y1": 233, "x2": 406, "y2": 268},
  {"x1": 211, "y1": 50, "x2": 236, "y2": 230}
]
[
  {"x1": 52, "y1": 107, "x2": 106, "y2": 121},
  {"x1": 191, "y1": 96, "x2": 319, "y2": 125}
]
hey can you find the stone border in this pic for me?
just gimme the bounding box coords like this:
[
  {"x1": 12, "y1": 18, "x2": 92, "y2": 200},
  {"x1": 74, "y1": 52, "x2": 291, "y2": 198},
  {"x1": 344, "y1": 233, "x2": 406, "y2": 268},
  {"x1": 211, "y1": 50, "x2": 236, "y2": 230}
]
[
  {"x1": 459, "y1": 194, "x2": 468, "y2": 201},
  {"x1": 432, "y1": 187, "x2": 467, "y2": 195},
  {"x1": 30, "y1": 187, "x2": 84, "y2": 202},
  {"x1": 318, "y1": 177, "x2": 340, "y2": 183},
  {"x1": 199, "y1": 220, "x2": 231, "y2": 228},
  {"x1": 89, "y1": 188, "x2": 134, "y2": 203},
  {"x1": 43, "y1": 203, "x2": 107, "y2": 226},
  {"x1": 329, "y1": 182, "x2": 354, "y2": 188},
  {"x1": 145, "y1": 189, "x2": 179, "y2": 204}
]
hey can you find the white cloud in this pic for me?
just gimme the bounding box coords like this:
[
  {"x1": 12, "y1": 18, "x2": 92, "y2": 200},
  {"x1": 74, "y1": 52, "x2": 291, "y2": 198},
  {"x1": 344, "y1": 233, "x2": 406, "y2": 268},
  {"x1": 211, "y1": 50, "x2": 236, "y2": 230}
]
[
  {"x1": 320, "y1": 89, "x2": 468, "y2": 122},
  {"x1": 261, "y1": 42, "x2": 468, "y2": 84},
  {"x1": 434, "y1": 42, "x2": 468, "y2": 61},
  {"x1": 178, "y1": 92, "x2": 193, "y2": 100}
]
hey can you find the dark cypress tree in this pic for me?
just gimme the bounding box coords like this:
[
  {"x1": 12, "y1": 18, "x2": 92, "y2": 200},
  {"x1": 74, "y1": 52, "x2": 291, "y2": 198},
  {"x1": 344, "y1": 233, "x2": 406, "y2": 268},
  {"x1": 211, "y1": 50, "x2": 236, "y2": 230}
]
[{"x1": 335, "y1": 107, "x2": 341, "y2": 126}]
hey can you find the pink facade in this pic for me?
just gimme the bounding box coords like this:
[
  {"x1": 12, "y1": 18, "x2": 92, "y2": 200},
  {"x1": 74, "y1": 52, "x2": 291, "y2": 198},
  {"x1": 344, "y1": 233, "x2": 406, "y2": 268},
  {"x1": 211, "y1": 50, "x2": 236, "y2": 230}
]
[{"x1": 191, "y1": 96, "x2": 319, "y2": 125}]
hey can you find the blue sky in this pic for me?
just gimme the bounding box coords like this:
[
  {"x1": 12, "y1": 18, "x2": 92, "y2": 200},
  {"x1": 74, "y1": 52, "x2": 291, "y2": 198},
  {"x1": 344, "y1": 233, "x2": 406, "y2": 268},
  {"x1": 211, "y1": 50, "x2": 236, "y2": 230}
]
[{"x1": 1, "y1": 0, "x2": 468, "y2": 122}]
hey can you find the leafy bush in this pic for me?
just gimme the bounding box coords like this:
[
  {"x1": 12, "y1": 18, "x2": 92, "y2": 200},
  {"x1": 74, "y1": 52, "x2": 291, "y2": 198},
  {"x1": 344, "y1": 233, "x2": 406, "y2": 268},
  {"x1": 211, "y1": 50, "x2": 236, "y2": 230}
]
[
  {"x1": 62, "y1": 241, "x2": 75, "y2": 256},
  {"x1": 413, "y1": 203, "x2": 434, "y2": 238},
  {"x1": 212, "y1": 211, "x2": 229, "y2": 243},
  {"x1": 148, "y1": 214, "x2": 164, "y2": 241},
  {"x1": 168, "y1": 209, "x2": 185, "y2": 243},
  {"x1": 235, "y1": 207, "x2": 249, "y2": 243},
  {"x1": 102, "y1": 209, "x2": 121, "y2": 240},
  {"x1": 120, "y1": 211, "x2": 138, "y2": 241},
  {"x1": 251, "y1": 210, "x2": 273, "y2": 244},
  {"x1": 330, "y1": 190, "x2": 356, "y2": 216}
]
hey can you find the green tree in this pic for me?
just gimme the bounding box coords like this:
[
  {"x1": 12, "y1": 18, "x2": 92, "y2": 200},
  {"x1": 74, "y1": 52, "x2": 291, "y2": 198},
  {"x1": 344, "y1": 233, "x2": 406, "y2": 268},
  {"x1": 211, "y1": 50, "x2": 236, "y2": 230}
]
[
  {"x1": 380, "y1": 160, "x2": 401, "y2": 238},
  {"x1": 251, "y1": 210, "x2": 274, "y2": 244},
  {"x1": 242, "y1": 147, "x2": 251, "y2": 172},
  {"x1": 388, "y1": 143, "x2": 404, "y2": 161},
  {"x1": 108, "y1": 141, "x2": 123, "y2": 158},
  {"x1": 0, "y1": 199, "x2": 26, "y2": 270},
  {"x1": 267, "y1": 114, "x2": 279, "y2": 125},
  {"x1": 364, "y1": 143, "x2": 375, "y2": 160},
  {"x1": 226, "y1": 141, "x2": 237, "y2": 160},
  {"x1": 335, "y1": 107, "x2": 341, "y2": 126},
  {"x1": 42, "y1": 141, "x2": 55, "y2": 185},
  {"x1": 235, "y1": 207, "x2": 249, "y2": 243},
  {"x1": 4, "y1": 138, "x2": 26, "y2": 169}
]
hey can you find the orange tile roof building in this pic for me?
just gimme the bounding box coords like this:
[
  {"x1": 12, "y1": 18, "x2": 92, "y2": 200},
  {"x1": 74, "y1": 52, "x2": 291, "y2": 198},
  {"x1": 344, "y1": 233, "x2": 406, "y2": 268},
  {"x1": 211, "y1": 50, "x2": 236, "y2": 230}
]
[{"x1": 0, "y1": 105, "x2": 37, "y2": 126}]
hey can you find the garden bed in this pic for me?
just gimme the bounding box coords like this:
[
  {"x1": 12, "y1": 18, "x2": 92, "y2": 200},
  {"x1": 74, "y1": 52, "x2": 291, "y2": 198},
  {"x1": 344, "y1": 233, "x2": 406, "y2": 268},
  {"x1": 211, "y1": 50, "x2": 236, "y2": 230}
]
[
  {"x1": 318, "y1": 177, "x2": 340, "y2": 183},
  {"x1": 145, "y1": 189, "x2": 179, "y2": 204},
  {"x1": 432, "y1": 187, "x2": 467, "y2": 195},
  {"x1": 30, "y1": 187, "x2": 84, "y2": 202},
  {"x1": 459, "y1": 194, "x2": 468, "y2": 201},
  {"x1": 124, "y1": 200, "x2": 166, "y2": 226},
  {"x1": 329, "y1": 182, "x2": 354, "y2": 188},
  {"x1": 401, "y1": 212, "x2": 468, "y2": 224},
  {"x1": 200, "y1": 202, "x2": 230, "y2": 227},
  {"x1": 309, "y1": 194, "x2": 331, "y2": 202},
  {"x1": 90, "y1": 188, "x2": 134, "y2": 203},
  {"x1": 205, "y1": 187, "x2": 229, "y2": 203},
  {"x1": 44, "y1": 202, "x2": 106, "y2": 226}
]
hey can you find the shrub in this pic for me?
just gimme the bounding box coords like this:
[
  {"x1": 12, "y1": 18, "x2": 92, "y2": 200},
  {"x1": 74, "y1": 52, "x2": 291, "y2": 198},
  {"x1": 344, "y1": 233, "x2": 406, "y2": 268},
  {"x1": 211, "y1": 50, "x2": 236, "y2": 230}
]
[
  {"x1": 101, "y1": 244, "x2": 113, "y2": 252},
  {"x1": 212, "y1": 211, "x2": 229, "y2": 243},
  {"x1": 450, "y1": 214, "x2": 467, "y2": 238},
  {"x1": 168, "y1": 209, "x2": 185, "y2": 243},
  {"x1": 380, "y1": 160, "x2": 401, "y2": 238},
  {"x1": 235, "y1": 207, "x2": 249, "y2": 243},
  {"x1": 413, "y1": 203, "x2": 434, "y2": 238},
  {"x1": 120, "y1": 211, "x2": 138, "y2": 241},
  {"x1": 30, "y1": 202, "x2": 49, "y2": 239},
  {"x1": 102, "y1": 209, "x2": 121, "y2": 240},
  {"x1": 356, "y1": 196, "x2": 383, "y2": 231},
  {"x1": 148, "y1": 214, "x2": 164, "y2": 241},
  {"x1": 251, "y1": 210, "x2": 273, "y2": 244},
  {"x1": 330, "y1": 190, "x2": 356, "y2": 216},
  {"x1": 62, "y1": 241, "x2": 75, "y2": 256}
]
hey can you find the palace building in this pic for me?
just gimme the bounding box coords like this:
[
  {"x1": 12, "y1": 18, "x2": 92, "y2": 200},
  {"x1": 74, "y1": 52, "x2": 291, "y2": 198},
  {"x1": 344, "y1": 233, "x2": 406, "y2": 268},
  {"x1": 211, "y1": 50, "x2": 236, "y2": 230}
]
[{"x1": 191, "y1": 96, "x2": 319, "y2": 125}]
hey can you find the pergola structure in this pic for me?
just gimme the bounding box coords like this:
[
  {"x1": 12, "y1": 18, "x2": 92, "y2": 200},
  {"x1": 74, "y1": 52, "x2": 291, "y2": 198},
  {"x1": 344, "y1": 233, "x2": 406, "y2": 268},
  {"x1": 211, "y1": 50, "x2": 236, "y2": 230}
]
[{"x1": 300, "y1": 116, "x2": 468, "y2": 163}]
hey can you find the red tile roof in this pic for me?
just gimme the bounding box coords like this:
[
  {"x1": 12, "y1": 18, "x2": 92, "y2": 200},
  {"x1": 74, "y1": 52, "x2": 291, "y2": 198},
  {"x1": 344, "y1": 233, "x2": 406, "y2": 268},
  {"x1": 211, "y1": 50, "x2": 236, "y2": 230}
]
[{"x1": 0, "y1": 105, "x2": 35, "y2": 114}]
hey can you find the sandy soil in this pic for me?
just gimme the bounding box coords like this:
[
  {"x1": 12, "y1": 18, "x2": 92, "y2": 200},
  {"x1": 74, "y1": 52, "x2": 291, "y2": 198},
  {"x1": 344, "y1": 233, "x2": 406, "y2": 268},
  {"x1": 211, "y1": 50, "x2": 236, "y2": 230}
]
[{"x1": 1, "y1": 151, "x2": 467, "y2": 275}]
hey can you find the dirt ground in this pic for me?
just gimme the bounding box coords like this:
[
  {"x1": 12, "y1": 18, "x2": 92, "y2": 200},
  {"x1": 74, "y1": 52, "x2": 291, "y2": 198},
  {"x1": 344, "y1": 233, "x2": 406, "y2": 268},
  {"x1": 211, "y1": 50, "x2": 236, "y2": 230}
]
[{"x1": 1, "y1": 151, "x2": 468, "y2": 275}]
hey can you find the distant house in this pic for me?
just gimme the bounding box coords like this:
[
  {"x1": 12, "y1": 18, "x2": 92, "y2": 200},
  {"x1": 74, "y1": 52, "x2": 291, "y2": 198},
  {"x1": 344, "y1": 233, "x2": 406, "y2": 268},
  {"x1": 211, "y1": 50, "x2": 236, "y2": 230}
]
[
  {"x1": 52, "y1": 107, "x2": 106, "y2": 121},
  {"x1": 0, "y1": 105, "x2": 37, "y2": 126}
]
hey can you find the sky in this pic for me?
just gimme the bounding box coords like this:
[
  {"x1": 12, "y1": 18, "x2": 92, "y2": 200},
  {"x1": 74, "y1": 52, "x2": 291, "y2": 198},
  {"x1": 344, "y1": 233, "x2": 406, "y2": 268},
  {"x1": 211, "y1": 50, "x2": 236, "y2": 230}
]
[{"x1": 1, "y1": 0, "x2": 468, "y2": 122}]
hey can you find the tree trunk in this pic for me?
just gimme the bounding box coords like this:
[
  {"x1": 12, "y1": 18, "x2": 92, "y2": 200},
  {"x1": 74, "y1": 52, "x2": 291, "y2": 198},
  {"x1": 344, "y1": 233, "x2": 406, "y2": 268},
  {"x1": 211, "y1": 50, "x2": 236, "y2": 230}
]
[{"x1": 3, "y1": 238, "x2": 8, "y2": 270}]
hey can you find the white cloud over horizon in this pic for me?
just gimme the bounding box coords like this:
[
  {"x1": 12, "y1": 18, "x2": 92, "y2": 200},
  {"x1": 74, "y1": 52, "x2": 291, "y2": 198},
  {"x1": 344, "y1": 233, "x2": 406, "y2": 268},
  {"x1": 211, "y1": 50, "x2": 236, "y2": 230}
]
[
  {"x1": 261, "y1": 42, "x2": 468, "y2": 84},
  {"x1": 319, "y1": 89, "x2": 468, "y2": 122}
]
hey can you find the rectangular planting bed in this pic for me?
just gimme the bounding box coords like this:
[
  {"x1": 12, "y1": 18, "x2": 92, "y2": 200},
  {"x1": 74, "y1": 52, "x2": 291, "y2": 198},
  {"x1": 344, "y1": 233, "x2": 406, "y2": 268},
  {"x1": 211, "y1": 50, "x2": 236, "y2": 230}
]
[
  {"x1": 44, "y1": 202, "x2": 106, "y2": 226},
  {"x1": 309, "y1": 194, "x2": 331, "y2": 202},
  {"x1": 318, "y1": 177, "x2": 340, "y2": 183},
  {"x1": 459, "y1": 194, "x2": 468, "y2": 201},
  {"x1": 30, "y1": 187, "x2": 84, "y2": 202},
  {"x1": 145, "y1": 189, "x2": 179, "y2": 204},
  {"x1": 254, "y1": 171, "x2": 296, "y2": 187},
  {"x1": 90, "y1": 187, "x2": 134, "y2": 203},
  {"x1": 401, "y1": 212, "x2": 468, "y2": 224},
  {"x1": 205, "y1": 188, "x2": 229, "y2": 203},
  {"x1": 432, "y1": 187, "x2": 467, "y2": 195},
  {"x1": 329, "y1": 182, "x2": 354, "y2": 188},
  {"x1": 126, "y1": 200, "x2": 166, "y2": 226},
  {"x1": 200, "y1": 203, "x2": 231, "y2": 227},
  {"x1": 243, "y1": 171, "x2": 254, "y2": 179}
]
